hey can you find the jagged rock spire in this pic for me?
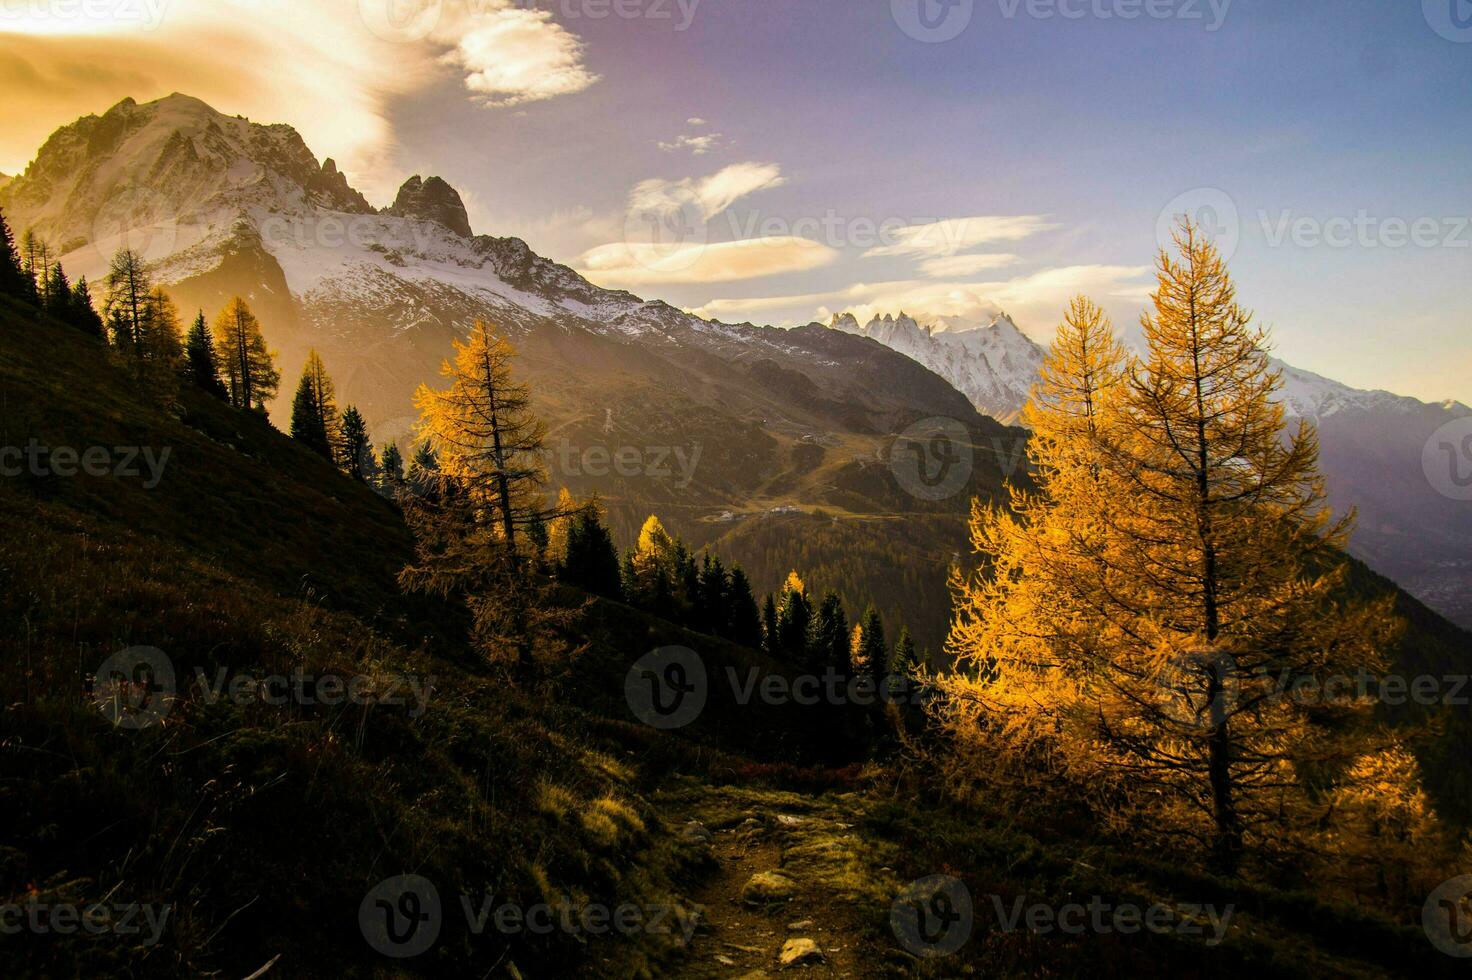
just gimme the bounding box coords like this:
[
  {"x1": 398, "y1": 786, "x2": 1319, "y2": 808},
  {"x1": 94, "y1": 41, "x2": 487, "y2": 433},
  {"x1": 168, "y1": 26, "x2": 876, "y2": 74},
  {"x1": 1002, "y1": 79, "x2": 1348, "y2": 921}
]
[{"x1": 387, "y1": 175, "x2": 472, "y2": 238}]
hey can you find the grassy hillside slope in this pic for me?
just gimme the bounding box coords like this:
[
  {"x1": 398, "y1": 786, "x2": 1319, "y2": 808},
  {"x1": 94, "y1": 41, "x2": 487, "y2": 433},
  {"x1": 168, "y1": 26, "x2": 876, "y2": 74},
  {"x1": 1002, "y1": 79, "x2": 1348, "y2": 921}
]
[
  {"x1": 0, "y1": 298, "x2": 801, "y2": 977},
  {"x1": 3, "y1": 299, "x2": 1468, "y2": 978}
]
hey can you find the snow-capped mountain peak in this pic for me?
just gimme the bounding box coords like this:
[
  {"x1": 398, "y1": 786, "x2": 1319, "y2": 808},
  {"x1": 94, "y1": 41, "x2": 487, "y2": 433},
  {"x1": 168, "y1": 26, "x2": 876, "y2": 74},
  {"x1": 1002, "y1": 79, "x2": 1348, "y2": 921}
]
[
  {"x1": 828, "y1": 309, "x2": 1045, "y2": 422},
  {"x1": 1270, "y1": 358, "x2": 1469, "y2": 420},
  {"x1": 833, "y1": 305, "x2": 1463, "y2": 428},
  {"x1": 0, "y1": 93, "x2": 376, "y2": 279}
]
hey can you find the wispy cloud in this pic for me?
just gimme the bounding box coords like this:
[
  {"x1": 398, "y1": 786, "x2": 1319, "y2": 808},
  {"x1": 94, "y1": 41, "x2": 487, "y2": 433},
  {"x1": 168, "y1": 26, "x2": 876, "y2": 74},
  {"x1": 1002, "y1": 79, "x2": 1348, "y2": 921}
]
[
  {"x1": 626, "y1": 162, "x2": 785, "y2": 222},
  {"x1": 658, "y1": 133, "x2": 726, "y2": 155},
  {"x1": 574, "y1": 162, "x2": 808, "y2": 286},
  {"x1": 580, "y1": 236, "x2": 837, "y2": 287},
  {"x1": 917, "y1": 253, "x2": 1019, "y2": 278},
  {"x1": 689, "y1": 264, "x2": 1152, "y2": 333},
  {"x1": 863, "y1": 215, "x2": 1058, "y2": 260}
]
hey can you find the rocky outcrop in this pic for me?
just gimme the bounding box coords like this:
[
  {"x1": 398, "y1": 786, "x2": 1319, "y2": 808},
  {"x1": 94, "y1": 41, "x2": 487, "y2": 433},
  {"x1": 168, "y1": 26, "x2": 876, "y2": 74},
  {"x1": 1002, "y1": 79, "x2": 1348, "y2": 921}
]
[
  {"x1": 386, "y1": 175, "x2": 472, "y2": 238},
  {"x1": 307, "y1": 158, "x2": 373, "y2": 214}
]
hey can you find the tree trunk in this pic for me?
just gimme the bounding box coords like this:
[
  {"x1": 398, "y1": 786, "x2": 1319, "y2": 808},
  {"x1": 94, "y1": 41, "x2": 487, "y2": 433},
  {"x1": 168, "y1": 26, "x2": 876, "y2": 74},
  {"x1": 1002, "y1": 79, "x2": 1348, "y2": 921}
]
[
  {"x1": 481, "y1": 348, "x2": 516, "y2": 549},
  {"x1": 1207, "y1": 707, "x2": 1242, "y2": 876}
]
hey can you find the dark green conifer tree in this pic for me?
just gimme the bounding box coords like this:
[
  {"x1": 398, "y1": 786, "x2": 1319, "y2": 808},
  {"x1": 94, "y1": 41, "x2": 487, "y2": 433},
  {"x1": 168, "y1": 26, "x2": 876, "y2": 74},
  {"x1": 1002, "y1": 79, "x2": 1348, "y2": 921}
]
[
  {"x1": 0, "y1": 209, "x2": 29, "y2": 301},
  {"x1": 339, "y1": 406, "x2": 372, "y2": 481},
  {"x1": 857, "y1": 606, "x2": 887, "y2": 677},
  {"x1": 560, "y1": 507, "x2": 624, "y2": 600},
  {"x1": 70, "y1": 277, "x2": 105, "y2": 337},
  {"x1": 379, "y1": 442, "x2": 405, "y2": 490},
  {"x1": 761, "y1": 593, "x2": 779, "y2": 657},
  {"x1": 43, "y1": 262, "x2": 71, "y2": 319},
  {"x1": 727, "y1": 567, "x2": 764, "y2": 649},
  {"x1": 184, "y1": 311, "x2": 226, "y2": 396},
  {"x1": 776, "y1": 579, "x2": 812, "y2": 662},
  {"x1": 809, "y1": 591, "x2": 850, "y2": 674}
]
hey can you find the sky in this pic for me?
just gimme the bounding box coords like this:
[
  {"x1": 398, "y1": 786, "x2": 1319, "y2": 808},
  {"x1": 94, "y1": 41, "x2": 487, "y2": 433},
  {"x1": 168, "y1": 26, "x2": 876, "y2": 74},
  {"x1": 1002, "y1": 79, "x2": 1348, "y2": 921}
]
[{"x1": 2, "y1": 0, "x2": 1470, "y2": 404}]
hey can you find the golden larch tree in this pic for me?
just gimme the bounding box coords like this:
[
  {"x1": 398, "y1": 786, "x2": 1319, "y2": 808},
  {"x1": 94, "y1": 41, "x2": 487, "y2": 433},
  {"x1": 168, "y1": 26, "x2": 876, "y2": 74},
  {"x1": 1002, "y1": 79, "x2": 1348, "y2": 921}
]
[
  {"x1": 413, "y1": 321, "x2": 548, "y2": 550},
  {"x1": 141, "y1": 287, "x2": 184, "y2": 366},
  {"x1": 939, "y1": 223, "x2": 1401, "y2": 877},
  {"x1": 401, "y1": 322, "x2": 578, "y2": 674},
  {"x1": 212, "y1": 296, "x2": 280, "y2": 411}
]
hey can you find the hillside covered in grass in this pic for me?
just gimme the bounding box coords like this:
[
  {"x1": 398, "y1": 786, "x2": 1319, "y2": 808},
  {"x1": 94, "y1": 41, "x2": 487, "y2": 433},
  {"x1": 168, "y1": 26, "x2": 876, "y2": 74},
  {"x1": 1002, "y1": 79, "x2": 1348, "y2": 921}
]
[
  {"x1": 2, "y1": 297, "x2": 1468, "y2": 979},
  {"x1": 0, "y1": 296, "x2": 819, "y2": 977}
]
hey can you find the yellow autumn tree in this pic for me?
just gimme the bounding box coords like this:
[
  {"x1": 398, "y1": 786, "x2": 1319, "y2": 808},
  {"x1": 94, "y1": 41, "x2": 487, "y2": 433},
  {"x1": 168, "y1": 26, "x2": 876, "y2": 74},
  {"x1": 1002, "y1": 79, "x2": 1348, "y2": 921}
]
[
  {"x1": 141, "y1": 287, "x2": 184, "y2": 366},
  {"x1": 212, "y1": 296, "x2": 280, "y2": 411},
  {"x1": 633, "y1": 515, "x2": 676, "y2": 578},
  {"x1": 546, "y1": 486, "x2": 580, "y2": 564},
  {"x1": 401, "y1": 322, "x2": 578, "y2": 674},
  {"x1": 939, "y1": 222, "x2": 1402, "y2": 877},
  {"x1": 938, "y1": 295, "x2": 1129, "y2": 793},
  {"x1": 1311, "y1": 743, "x2": 1449, "y2": 907},
  {"x1": 413, "y1": 321, "x2": 548, "y2": 550}
]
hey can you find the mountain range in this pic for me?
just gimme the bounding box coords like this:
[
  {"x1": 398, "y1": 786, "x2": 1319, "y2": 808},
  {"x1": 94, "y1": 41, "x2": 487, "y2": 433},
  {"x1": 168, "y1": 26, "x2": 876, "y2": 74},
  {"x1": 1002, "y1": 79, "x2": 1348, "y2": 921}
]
[
  {"x1": 828, "y1": 311, "x2": 1044, "y2": 424},
  {"x1": 0, "y1": 93, "x2": 1025, "y2": 652},
  {"x1": 2, "y1": 92, "x2": 1465, "y2": 636},
  {"x1": 825, "y1": 311, "x2": 1472, "y2": 628}
]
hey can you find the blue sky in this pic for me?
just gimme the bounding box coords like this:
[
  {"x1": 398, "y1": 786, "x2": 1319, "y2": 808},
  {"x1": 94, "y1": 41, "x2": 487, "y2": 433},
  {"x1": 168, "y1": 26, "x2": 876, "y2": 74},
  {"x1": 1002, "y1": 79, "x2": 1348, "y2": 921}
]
[{"x1": 3, "y1": 0, "x2": 1469, "y2": 401}]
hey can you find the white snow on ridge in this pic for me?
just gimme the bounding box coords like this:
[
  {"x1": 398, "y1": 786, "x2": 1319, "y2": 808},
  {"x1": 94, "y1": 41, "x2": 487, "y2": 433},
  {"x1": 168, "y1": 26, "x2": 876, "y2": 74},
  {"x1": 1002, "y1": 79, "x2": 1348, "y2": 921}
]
[
  {"x1": 1269, "y1": 358, "x2": 1453, "y2": 420},
  {"x1": 829, "y1": 310, "x2": 1044, "y2": 421},
  {"x1": 828, "y1": 309, "x2": 1460, "y2": 424}
]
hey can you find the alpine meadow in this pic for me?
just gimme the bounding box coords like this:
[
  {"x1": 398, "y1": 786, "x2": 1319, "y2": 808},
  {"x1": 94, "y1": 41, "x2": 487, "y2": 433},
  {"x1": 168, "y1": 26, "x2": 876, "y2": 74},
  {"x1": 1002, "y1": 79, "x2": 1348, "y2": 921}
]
[{"x1": 1, "y1": 2, "x2": 1470, "y2": 978}]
